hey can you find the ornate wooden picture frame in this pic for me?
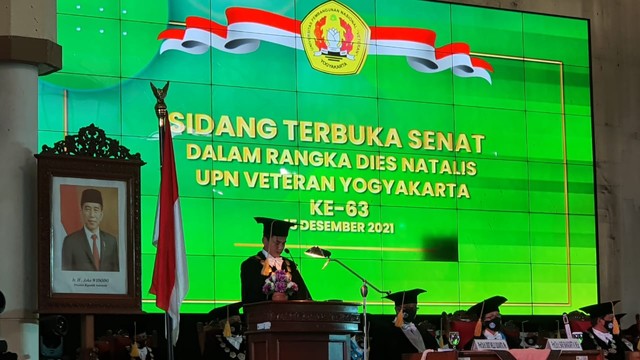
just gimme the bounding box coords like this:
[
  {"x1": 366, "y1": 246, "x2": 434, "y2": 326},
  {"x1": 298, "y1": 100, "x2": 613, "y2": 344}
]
[{"x1": 36, "y1": 125, "x2": 145, "y2": 314}]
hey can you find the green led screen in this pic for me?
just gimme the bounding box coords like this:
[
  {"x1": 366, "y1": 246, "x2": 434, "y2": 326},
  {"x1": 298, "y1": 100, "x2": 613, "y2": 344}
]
[{"x1": 39, "y1": 0, "x2": 596, "y2": 315}]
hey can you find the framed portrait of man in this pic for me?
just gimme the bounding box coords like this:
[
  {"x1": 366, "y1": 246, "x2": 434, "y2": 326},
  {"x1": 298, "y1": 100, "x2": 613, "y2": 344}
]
[
  {"x1": 51, "y1": 178, "x2": 127, "y2": 294},
  {"x1": 36, "y1": 124, "x2": 144, "y2": 314}
]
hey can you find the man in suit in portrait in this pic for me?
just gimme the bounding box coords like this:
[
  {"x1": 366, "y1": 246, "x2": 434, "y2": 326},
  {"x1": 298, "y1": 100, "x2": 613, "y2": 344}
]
[
  {"x1": 62, "y1": 188, "x2": 119, "y2": 271},
  {"x1": 240, "y1": 217, "x2": 311, "y2": 304}
]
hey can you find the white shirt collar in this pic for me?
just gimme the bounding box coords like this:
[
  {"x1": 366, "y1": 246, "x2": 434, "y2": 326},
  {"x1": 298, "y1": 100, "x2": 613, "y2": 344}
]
[
  {"x1": 483, "y1": 329, "x2": 505, "y2": 340},
  {"x1": 84, "y1": 226, "x2": 99, "y2": 238},
  {"x1": 391, "y1": 318, "x2": 416, "y2": 331},
  {"x1": 261, "y1": 249, "x2": 283, "y2": 270},
  {"x1": 592, "y1": 328, "x2": 614, "y2": 343},
  {"x1": 226, "y1": 335, "x2": 243, "y2": 350}
]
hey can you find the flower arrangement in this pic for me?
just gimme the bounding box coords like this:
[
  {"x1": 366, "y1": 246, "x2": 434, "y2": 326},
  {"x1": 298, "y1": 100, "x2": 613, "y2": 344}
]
[{"x1": 262, "y1": 270, "x2": 298, "y2": 296}]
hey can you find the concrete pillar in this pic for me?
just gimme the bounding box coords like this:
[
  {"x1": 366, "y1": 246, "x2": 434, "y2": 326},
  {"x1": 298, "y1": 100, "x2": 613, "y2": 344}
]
[
  {"x1": 0, "y1": 64, "x2": 40, "y2": 357},
  {"x1": 0, "y1": 0, "x2": 61, "y2": 358}
]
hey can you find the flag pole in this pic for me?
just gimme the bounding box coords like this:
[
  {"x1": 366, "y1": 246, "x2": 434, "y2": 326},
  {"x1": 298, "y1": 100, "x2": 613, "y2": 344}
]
[
  {"x1": 151, "y1": 82, "x2": 170, "y2": 166},
  {"x1": 150, "y1": 81, "x2": 175, "y2": 360},
  {"x1": 165, "y1": 314, "x2": 174, "y2": 360}
]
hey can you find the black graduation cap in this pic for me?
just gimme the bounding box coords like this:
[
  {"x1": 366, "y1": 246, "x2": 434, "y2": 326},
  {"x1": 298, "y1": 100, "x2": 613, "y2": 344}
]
[
  {"x1": 579, "y1": 301, "x2": 620, "y2": 319},
  {"x1": 81, "y1": 189, "x2": 103, "y2": 206},
  {"x1": 255, "y1": 217, "x2": 296, "y2": 237},
  {"x1": 467, "y1": 296, "x2": 508, "y2": 319},
  {"x1": 616, "y1": 313, "x2": 626, "y2": 322},
  {"x1": 208, "y1": 302, "x2": 243, "y2": 321},
  {"x1": 384, "y1": 289, "x2": 426, "y2": 306}
]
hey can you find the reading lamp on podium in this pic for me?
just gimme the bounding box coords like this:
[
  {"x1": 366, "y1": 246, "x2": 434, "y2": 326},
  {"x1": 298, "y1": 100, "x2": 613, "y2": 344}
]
[{"x1": 305, "y1": 246, "x2": 390, "y2": 360}]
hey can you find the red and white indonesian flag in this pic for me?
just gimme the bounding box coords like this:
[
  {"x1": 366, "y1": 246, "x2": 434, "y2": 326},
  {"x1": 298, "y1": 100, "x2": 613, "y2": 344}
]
[
  {"x1": 150, "y1": 123, "x2": 189, "y2": 346},
  {"x1": 158, "y1": 7, "x2": 494, "y2": 83}
]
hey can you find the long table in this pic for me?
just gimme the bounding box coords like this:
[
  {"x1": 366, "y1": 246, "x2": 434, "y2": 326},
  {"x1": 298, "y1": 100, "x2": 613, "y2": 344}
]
[{"x1": 401, "y1": 350, "x2": 602, "y2": 360}]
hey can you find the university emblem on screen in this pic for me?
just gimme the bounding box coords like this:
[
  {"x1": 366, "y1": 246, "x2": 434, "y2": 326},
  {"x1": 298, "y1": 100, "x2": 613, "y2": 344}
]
[{"x1": 301, "y1": 1, "x2": 370, "y2": 75}]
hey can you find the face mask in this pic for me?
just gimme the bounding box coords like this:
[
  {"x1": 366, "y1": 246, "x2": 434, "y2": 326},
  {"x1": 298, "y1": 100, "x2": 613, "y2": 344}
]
[
  {"x1": 485, "y1": 317, "x2": 502, "y2": 331},
  {"x1": 403, "y1": 309, "x2": 417, "y2": 323},
  {"x1": 604, "y1": 320, "x2": 614, "y2": 332}
]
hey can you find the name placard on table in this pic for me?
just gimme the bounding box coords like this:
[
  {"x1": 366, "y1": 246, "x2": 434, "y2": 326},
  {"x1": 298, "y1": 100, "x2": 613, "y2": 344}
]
[
  {"x1": 545, "y1": 338, "x2": 582, "y2": 351},
  {"x1": 471, "y1": 340, "x2": 509, "y2": 350}
]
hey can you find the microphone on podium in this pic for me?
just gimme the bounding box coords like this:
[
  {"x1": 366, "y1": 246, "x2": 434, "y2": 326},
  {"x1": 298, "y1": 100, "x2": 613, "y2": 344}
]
[
  {"x1": 563, "y1": 312, "x2": 572, "y2": 339},
  {"x1": 284, "y1": 248, "x2": 295, "y2": 263},
  {"x1": 284, "y1": 248, "x2": 311, "y2": 300}
]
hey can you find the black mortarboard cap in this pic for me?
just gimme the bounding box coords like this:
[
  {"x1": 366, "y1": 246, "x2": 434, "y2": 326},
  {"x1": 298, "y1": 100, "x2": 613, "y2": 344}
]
[
  {"x1": 468, "y1": 296, "x2": 508, "y2": 318},
  {"x1": 384, "y1": 289, "x2": 426, "y2": 306},
  {"x1": 616, "y1": 313, "x2": 626, "y2": 322},
  {"x1": 255, "y1": 217, "x2": 296, "y2": 237},
  {"x1": 208, "y1": 302, "x2": 243, "y2": 320},
  {"x1": 579, "y1": 301, "x2": 620, "y2": 319},
  {"x1": 81, "y1": 189, "x2": 103, "y2": 206}
]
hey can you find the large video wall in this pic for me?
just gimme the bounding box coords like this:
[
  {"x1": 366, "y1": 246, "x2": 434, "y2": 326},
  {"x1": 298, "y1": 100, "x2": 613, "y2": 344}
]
[{"x1": 39, "y1": 0, "x2": 596, "y2": 315}]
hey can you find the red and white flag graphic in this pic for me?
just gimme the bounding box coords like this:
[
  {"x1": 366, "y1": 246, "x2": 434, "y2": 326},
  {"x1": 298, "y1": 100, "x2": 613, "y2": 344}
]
[
  {"x1": 150, "y1": 123, "x2": 189, "y2": 346},
  {"x1": 158, "y1": 7, "x2": 494, "y2": 83}
]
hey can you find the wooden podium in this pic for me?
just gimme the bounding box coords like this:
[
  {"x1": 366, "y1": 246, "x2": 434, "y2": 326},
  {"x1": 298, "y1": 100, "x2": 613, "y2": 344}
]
[{"x1": 244, "y1": 301, "x2": 361, "y2": 360}]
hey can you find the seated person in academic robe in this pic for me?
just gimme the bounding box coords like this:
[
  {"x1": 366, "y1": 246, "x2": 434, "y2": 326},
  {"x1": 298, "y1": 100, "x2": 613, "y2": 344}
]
[
  {"x1": 464, "y1": 295, "x2": 521, "y2": 349},
  {"x1": 616, "y1": 313, "x2": 640, "y2": 350},
  {"x1": 620, "y1": 313, "x2": 640, "y2": 349},
  {"x1": 240, "y1": 217, "x2": 311, "y2": 304},
  {"x1": 615, "y1": 313, "x2": 637, "y2": 351},
  {"x1": 373, "y1": 289, "x2": 439, "y2": 360},
  {"x1": 201, "y1": 302, "x2": 246, "y2": 360},
  {"x1": 579, "y1": 301, "x2": 628, "y2": 360},
  {"x1": 622, "y1": 313, "x2": 640, "y2": 345}
]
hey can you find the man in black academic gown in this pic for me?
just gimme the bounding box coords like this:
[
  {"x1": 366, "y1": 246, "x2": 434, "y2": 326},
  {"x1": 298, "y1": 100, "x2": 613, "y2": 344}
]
[
  {"x1": 240, "y1": 217, "x2": 311, "y2": 304},
  {"x1": 201, "y1": 302, "x2": 246, "y2": 360},
  {"x1": 374, "y1": 289, "x2": 439, "y2": 360},
  {"x1": 614, "y1": 313, "x2": 637, "y2": 351},
  {"x1": 465, "y1": 295, "x2": 521, "y2": 349},
  {"x1": 579, "y1": 301, "x2": 628, "y2": 360}
]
